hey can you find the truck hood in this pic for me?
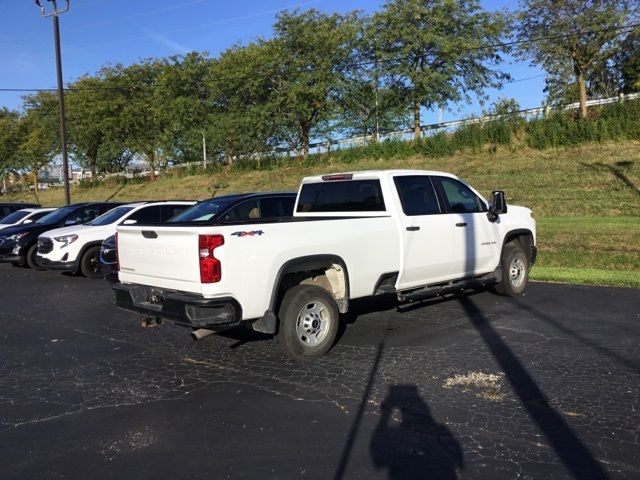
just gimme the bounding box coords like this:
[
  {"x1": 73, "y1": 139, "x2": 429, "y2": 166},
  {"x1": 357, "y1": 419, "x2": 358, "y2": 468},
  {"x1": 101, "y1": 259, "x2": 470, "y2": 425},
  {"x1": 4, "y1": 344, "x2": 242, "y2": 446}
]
[{"x1": 507, "y1": 205, "x2": 533, "y2": 216}]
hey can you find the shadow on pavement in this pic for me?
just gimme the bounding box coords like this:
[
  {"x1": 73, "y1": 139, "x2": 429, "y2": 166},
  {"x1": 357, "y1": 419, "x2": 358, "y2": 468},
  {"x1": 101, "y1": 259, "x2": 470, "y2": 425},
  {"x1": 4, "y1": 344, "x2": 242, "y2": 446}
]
[
  {"x1": 511, "y1": 297, "x2": 640, "y2": 375},
  {"x1": 370, "y1": 384, "x2": 464, "y2": 480},
  {"x1": 459, "y1": 295, "x2": 610, "y2": 480},
  {"x1": 334, "y1": 341, "x2": 385, "y2": 479}
]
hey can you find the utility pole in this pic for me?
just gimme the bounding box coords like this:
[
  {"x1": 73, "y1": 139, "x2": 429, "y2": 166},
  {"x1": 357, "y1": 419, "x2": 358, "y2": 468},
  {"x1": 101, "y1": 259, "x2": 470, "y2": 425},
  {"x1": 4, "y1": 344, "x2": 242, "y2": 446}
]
[
  {"x1": 202, "y1": 131, "x2": 207, "y2": 169},
  {"x1": 34, "y1": 0, "x2": 71, "y2": 205},
  {"x1": 374, "y1": 59, "x2": 380, "y2": 143}
]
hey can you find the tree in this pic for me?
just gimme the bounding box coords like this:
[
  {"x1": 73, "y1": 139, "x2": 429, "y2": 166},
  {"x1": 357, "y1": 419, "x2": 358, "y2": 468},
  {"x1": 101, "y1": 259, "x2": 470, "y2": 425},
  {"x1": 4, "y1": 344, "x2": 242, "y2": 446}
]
[
  {"x1": 372, "y1": 0, "x2": 509, "y2": 141},
  {"x1": 516, "y1": 0, "x2": 637, "y2": 118},
  {"x1": 0, "y1": 109, "x2": 22, "y2": 188},
  {"x1": 107, "y1": 59, "x2": 168, "y2": 180},
  {"x1": 66, "y1": 74, "x2": 128, "y2": 179},
  {"x1": 155, "y1": 52, "x2": 212, "y2": 165},
  {"x1": 267, "y1": 9, "x2": 361, "y2": 158},
  {"x1": 18, "y1": 92, "x2": 60, "y2": 191},
  {"x1": 616, "y1": 28, "x2": 640, "y2": 93},
  {"x1": 337, "y1": 16, "x2": 409, "y2": 140},
  {"x1": 206, "y1": 43, "x2": 277, "y2": 164}
]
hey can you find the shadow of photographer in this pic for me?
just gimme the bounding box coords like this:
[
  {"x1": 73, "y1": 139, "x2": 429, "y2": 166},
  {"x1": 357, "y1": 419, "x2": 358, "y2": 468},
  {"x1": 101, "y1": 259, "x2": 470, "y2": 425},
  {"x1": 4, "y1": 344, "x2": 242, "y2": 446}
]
[{"x1": 370, "y1": 384, "x2": 464, "y2": 480}]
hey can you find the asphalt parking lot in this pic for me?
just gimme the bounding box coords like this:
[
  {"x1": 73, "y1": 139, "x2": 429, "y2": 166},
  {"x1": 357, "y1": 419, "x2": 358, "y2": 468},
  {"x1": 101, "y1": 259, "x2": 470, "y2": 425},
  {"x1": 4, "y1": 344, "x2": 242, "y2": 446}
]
[{"x1": 0, "y1": 264, "x2": 638, "y2": 480}]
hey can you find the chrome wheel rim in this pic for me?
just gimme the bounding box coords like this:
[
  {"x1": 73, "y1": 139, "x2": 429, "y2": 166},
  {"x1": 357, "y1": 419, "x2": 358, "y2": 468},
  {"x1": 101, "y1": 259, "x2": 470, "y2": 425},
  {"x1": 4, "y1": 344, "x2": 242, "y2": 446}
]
[
  {"x1": 296, "y1": 301, "x2": 331, "y2": 347},
  {"x1": 509, "y1": 256, "x2": 526, "y2": 288}
]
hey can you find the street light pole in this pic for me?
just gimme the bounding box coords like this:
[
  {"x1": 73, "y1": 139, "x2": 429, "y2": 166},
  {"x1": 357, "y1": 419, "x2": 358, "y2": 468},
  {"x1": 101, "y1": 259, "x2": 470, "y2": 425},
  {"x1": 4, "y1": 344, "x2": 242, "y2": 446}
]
[{"x1": 34, "y1": 0, "x2": 71, "y2": 205}]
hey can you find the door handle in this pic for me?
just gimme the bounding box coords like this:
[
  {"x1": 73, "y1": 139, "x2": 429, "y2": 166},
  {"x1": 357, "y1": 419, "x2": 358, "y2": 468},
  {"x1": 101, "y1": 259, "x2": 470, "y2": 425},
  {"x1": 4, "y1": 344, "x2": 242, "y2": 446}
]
[
  {"x1": 406, "y1": 226, "x2": 420, "y2": 231},
  {"x1": 455, "y1": 222, "x2": 467, "y2": 227}
]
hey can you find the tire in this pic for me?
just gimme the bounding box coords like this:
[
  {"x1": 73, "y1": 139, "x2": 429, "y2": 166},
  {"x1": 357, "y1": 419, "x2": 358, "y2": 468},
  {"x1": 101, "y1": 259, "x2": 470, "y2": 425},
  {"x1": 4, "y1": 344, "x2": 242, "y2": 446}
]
[
  {"x1": 26, "y1": 244, "x2": 44, "y2": 270},
  {"x1": 80, "y1": 246, "x2": 102, "y2": 279},
  {"x1": 493, "y1": 241, "x2": 529, "y2": 296},
  {"x1": 277, "y1": 285, "x2": 340, "y2": 361}
]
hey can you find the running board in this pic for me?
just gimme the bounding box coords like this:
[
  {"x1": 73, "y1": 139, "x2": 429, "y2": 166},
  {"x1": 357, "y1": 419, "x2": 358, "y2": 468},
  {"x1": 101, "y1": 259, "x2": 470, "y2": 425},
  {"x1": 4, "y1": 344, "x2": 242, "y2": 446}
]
[{"x1": 397, "y1": 272, "x2": 500, "y2": 303}]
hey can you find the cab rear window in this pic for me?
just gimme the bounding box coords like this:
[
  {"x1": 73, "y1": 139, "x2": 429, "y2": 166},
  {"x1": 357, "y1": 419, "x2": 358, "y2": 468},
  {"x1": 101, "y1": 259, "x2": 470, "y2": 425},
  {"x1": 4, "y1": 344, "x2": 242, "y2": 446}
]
[{"x1": 296, "y1": 180, "x2": 385, "y2": 213}]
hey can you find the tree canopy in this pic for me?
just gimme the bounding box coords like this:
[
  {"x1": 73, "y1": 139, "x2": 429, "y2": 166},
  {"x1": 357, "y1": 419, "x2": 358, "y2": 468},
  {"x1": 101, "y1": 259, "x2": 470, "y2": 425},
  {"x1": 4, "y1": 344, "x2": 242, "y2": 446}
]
[
  {"x1": 0, "y1": 3, "x2": 637, "y2": 185},
  {"x1": 516, "y1": 0, "x2": 638, "y2": 117}
]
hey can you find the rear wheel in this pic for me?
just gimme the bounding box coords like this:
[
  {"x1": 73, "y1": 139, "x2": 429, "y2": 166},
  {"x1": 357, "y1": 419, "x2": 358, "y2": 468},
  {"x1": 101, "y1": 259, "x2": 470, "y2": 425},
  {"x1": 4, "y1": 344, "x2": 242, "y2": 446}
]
[
  {"x1": 80, "y1": 246, "x2": 102, "y2": 279},
  {"x1": 494, "y1": 242, "x2": 529, "y2": 296},
  {"x1": 277, "y1": 285, "x2": 339, "y2": 361},
  {"x1": 26, "y1": 244, "x2": 44, "y2": 270}
]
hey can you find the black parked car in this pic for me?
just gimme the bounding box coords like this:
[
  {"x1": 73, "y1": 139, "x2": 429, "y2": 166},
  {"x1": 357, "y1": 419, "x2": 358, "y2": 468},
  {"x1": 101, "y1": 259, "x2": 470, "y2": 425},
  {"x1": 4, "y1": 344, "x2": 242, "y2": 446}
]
[
  {"x1": 0, "y1": 202, "x2": 40, "y2": 222},
  {"x1": 0, "y1": 202, "x2": 123, "y2": 269},
  {"x1": 100, "y1": 192, "x2": 296, "y2": 282}
]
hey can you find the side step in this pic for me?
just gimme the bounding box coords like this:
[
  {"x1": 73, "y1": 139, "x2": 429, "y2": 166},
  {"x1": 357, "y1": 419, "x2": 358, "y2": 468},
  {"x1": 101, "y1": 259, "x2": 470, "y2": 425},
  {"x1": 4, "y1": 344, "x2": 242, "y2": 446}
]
[{"x1": 397, "y1": 272, "x2": 500, "y2": 303}]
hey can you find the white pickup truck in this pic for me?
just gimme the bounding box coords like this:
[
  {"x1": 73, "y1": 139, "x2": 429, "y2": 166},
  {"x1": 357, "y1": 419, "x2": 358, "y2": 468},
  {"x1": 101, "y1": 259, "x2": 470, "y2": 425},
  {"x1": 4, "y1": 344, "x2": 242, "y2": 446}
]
[{"x1": 114, "y1": 170, "x2": 536, "y2": 360}]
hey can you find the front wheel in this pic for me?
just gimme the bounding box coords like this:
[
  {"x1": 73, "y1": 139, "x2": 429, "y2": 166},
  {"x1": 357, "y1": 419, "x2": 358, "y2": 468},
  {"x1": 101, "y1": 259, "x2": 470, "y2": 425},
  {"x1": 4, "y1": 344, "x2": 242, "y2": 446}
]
[
  {"x1": 493, "y1": 241, "x2": 529, "y2": 296},
  {"x1": 277, "y1": 285, "x2": 339, "y2": 361},
  {"x1": 80, "y1": 246, "x2": 102, "y2": 279},
  {"x1": 26, "y1": 244, "x2": 44, "y2": 270}
]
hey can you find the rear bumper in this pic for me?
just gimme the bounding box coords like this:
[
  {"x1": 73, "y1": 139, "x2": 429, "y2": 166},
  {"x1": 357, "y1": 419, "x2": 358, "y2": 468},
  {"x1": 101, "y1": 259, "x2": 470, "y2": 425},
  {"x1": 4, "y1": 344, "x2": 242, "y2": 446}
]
[
  {"x1": 36, "y1": 256, "x2": 79, "y2": 272},
  {"x1": 113, "y1": 283, "x2": 242, "y2": 330}
]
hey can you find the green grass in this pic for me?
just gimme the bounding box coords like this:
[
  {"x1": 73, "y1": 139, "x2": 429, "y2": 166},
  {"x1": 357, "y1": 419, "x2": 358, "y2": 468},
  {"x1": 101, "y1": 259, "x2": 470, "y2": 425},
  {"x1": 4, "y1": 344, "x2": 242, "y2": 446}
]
[
  {"x1": 5, "y1": 141, "x2": 639, "y2": 288},
  {"x1": 530, "y1": 216, "x2": 640, "y2": 288},
  {"x1": 531, "y1": 267, "x2": 640, "y2": 288},
  {"x1": 536, "y1": 217, "x2": 639, "y2": 271}
]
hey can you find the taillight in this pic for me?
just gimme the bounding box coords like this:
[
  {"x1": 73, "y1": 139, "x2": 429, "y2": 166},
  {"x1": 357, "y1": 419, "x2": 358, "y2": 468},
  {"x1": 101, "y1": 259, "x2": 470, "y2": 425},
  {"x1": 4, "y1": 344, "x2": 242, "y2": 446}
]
[
  {"x1": 115, "y1": 232, "x2": 119, "y2": 272},
  {"x1": 199, "y1": 234, "x2": 224, "y2": 283}
]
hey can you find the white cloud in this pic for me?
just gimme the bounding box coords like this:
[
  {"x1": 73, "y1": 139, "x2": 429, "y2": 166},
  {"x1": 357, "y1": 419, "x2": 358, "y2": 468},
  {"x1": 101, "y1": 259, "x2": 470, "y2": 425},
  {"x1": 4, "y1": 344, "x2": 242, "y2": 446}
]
[{"x1": 144, "y1": 29, "x2": 192, "y2": 54}]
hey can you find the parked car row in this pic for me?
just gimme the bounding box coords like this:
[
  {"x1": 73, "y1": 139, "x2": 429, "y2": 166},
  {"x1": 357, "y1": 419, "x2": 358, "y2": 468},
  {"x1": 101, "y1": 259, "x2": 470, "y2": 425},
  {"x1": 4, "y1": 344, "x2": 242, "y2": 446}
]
[{"x1": 0, "y1": 192, "x2": 297, "y2": 281}]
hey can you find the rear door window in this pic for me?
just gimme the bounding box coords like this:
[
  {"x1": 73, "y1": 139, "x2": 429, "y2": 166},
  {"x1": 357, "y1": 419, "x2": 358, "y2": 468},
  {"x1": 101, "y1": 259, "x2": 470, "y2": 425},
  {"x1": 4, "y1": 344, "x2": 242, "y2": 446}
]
[
  {"x1": 221, "y1": 200, "x2": 260, "y2": 221},
  {"x1": 67, "y1": 207, "x2": 101, "y2": 225},
  {"x1": 128, "y1": 205, "x2": 163, "y2": 224},
  {"x1": 394, "y1": 176, "x2": 441, "y2": 216},
  {"x1": 296, "y1": 180, "x2": 385, "y2": 213},
  {"x1": 260, "y1": 197, "x2": 295, "y2": 218},
  {"x1": 162, "y1": 204, "x2": 192, "y2": 221}
]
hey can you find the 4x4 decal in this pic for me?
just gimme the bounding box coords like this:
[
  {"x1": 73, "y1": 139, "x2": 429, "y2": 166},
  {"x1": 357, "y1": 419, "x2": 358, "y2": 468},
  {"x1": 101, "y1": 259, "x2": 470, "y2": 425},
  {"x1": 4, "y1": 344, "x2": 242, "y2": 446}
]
[{"x1": 231, "y1": 230, "x2": 264, "y2": 237}]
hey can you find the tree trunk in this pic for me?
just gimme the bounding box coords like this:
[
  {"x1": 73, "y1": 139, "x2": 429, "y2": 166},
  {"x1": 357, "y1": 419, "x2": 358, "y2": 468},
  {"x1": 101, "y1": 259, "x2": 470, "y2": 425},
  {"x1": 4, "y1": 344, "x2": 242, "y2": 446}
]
[
  {"x1": 574, "y1": 63, "x2": 588, "y2": 119},
  {"x1": 148, "y1": 151, "x2": 156, "y2": 181},
  {"x1": 91, "y1": 160, "x2": 97, "y2": 182},
  {"x1": 225, "y1": 134, "x2": 234, "y2": 165},
  {"x1": 413, "y1": 98, "x2": 421, "y2": 141},
  {"x1": 301, "y1": 127, "x2": 310, "y2": 160},
  {"x1": 33, "y1": 170, "x2": 39, "y2": 193}
]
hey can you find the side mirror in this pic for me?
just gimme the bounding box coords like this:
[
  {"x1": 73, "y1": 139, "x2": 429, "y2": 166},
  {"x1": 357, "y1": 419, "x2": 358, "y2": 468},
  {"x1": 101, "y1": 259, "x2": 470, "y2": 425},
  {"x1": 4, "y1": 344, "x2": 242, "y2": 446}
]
[
  {"x1": 488, "y1": 191, "x2": 507, "y2": 221},
  {"x1": 122, "y1": 219, "x2": 137, "y2": 225},
  {"x1": 23, "y1": 219, "x2": 33, "y2": 224},
  {"x1": 64, "y1": 219, "x2": 77, "y2": 226}
]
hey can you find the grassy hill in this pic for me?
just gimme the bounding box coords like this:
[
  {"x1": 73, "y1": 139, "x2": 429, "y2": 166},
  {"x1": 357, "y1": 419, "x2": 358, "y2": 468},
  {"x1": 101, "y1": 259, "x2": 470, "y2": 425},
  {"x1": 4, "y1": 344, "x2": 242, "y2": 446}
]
[{"x1": 5, "y1": 141, "x2": 640, "y2": 287}]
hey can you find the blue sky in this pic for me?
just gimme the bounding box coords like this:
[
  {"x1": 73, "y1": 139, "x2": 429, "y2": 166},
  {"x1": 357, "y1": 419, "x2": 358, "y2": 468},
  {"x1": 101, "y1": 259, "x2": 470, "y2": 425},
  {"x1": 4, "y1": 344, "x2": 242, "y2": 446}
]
[{"x1": 0, "y1": 0, "x2": 545, "y2": 125}]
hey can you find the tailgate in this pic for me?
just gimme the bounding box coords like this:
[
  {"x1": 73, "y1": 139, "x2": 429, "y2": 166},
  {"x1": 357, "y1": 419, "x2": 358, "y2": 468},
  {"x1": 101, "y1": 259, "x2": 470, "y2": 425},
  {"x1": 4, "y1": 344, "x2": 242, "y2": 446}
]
[{"x1": 117, "y1": 226, "x2": 200, "y2": 285}]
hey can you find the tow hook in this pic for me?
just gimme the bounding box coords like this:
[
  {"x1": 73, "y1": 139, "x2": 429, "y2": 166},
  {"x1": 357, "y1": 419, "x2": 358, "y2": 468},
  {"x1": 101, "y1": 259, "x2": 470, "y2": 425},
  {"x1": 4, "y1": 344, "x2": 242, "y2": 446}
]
[
  {"x1": 141, "y1": 316, "x2": 162, "y2": 328},
  {"x1": 191, "y1": 328, "x2": 215, "y2": 341}
]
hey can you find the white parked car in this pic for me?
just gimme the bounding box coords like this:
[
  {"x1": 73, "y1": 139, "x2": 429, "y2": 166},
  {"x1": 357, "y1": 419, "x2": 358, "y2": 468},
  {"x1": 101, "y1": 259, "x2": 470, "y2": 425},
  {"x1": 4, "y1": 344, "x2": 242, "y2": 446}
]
[
  {"x1": 0, "y1": 208, "x2": 56, "y2": 231},
  {"x1": 36, "y1": 201, "x2": 195, "y2": 278},
  {"x1": 114, "y1": 170, "x2": 537, "y2": 360}
]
